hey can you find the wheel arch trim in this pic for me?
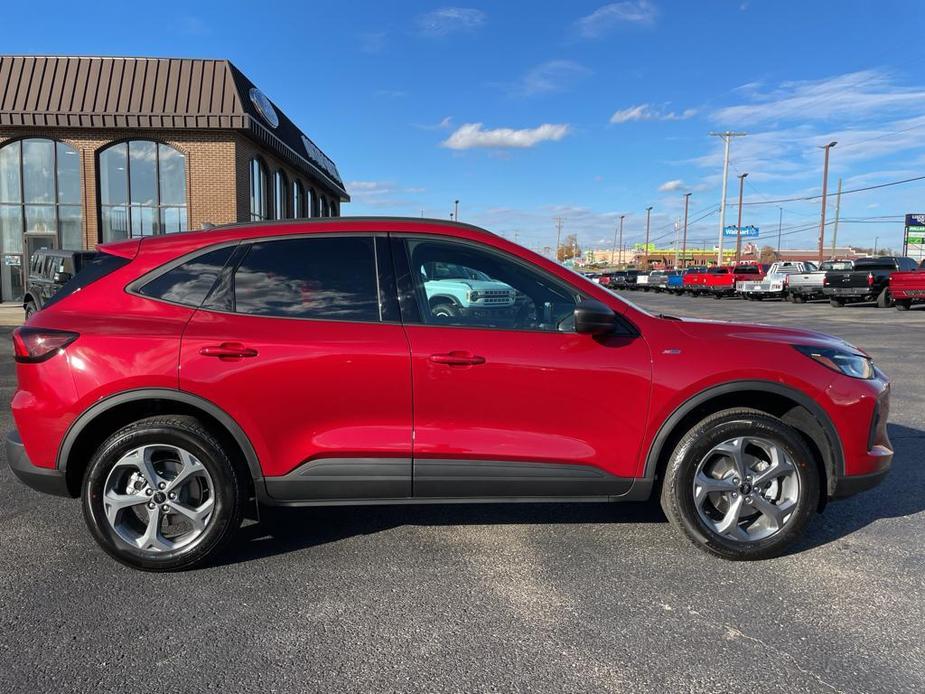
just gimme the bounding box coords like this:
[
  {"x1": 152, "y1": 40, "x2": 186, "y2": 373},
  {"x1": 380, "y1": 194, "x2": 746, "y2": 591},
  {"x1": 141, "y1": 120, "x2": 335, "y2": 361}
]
[
  {"x1": 56, "y1": 388, "x2": 264, "y2": 486},
  {"x1": 642, "y1": 380, "x2": 844, "y2": 490}
]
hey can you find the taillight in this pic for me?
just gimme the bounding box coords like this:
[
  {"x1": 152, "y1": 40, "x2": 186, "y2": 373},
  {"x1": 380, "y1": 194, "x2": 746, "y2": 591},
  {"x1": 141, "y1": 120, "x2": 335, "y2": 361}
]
[
  {"x1": 867, "y1": 272, "x2": 874, "y2": 287},
  {"x1": 823, "y1": 276, "x2": 829, "y2": 286},
  {"x1": 12, "y1": 327, "x2": 78, "y2": 363}
]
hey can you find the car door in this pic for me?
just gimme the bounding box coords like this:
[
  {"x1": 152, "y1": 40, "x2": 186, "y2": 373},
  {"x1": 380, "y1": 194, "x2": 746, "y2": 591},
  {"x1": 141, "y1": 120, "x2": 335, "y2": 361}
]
[
  {"x1": 392, "y1": 235, "x2": 652, "y2": 498},
  {"x1": 178, "y1": 234, "x2": 413, "y2": 501}
]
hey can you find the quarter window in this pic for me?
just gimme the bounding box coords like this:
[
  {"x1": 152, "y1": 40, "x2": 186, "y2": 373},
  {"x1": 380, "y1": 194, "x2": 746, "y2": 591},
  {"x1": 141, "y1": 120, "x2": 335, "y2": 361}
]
[
  {"x1": 233, "y1": 236, "x2": 379, "y2": 321},
  {"x1": 138, "y1": 245, "x2": 235, "y2": 307},
  {"x1": 402, "y1": 239, "x2": 581, "y2": 332},
  {"x1": 99, "y1": 141, "x2": 188, "y2": 241}
]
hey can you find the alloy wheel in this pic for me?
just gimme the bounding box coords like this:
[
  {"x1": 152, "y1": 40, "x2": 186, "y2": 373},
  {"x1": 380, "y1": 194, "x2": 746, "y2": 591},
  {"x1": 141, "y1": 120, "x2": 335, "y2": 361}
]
[
  {"x1": 692, "y1": 436, "x2": 800, "y2": 542},
  {"x1": 102, "y1": 444, "x2": 215, "y2": 553}
]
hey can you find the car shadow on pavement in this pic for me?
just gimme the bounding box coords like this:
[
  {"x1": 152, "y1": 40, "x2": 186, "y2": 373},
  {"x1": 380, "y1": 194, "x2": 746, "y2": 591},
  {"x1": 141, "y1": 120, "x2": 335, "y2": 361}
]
[{"x1": 215, "y1": 422, "x2": 925, "y2": 566}]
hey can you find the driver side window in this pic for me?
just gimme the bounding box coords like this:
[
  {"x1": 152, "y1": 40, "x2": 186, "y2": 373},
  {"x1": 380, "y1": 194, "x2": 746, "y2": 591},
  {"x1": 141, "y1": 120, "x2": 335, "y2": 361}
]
[{"x1": 403, "y1": 238, "x2": 582, "y2": 332}]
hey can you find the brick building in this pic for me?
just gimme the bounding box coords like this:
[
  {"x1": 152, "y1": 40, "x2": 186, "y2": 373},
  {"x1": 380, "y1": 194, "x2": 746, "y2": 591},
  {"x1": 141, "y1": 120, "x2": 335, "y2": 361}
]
[{"x1": 0, "y1": 55, "x2": 348, "y2": 301}]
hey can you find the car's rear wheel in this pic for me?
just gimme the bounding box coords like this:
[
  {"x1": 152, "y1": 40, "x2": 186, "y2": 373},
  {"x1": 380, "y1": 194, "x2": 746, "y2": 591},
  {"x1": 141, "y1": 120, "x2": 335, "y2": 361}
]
[
  {"x1": 895, "y1": 299, "x2": 912, "y2": 311},
  {"x1": 876, "y1": 288, "x2": 893, "y2": 308},
  {"x1": 660, "y1": 408, "x2": 819, "y2": 560},
  {"x1": 830, "y1": 297, "x2": 844, "y2": 307},
  {"x1": 82, "y1": 415, "x2": 246, "y2": 571}
]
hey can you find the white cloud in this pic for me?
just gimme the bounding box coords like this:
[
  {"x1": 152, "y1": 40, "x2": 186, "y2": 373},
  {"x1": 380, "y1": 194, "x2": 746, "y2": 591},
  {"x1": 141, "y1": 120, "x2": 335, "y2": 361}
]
[
  {"x1": 575, "y1": 1, "x2": 657, "y2": 38},
  {"x1": 346, "y1": 180, "x2": 426, "y2": 208},
  {"x1": 610, "y1": 103, "x2": 696, "y2": 123},
  {"x1": 511, "y1": 60, "x2": 591, "y2": 97},
  {"x1": 659, "y1": 179, "x2": 685, "y2": 192},
  {"x1": 441, "y1": 122, "x2": 571, "y2": 150},
  {"x1": 713, "y1": 69, "x2": 925, "y2": 126},
  {"x1": 416, "y1": 7, "x2": 486, "y2": 37}
]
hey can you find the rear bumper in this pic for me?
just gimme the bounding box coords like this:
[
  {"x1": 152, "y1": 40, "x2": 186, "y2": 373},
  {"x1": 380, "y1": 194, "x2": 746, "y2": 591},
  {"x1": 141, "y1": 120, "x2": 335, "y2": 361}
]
[{"x1": 5, "y1": 430, "x2": 70, "y2": 497}]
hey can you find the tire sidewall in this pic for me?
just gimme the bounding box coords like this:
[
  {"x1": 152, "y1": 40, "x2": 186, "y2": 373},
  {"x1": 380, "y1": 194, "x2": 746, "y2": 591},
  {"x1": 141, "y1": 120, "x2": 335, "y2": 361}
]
[
  {"x1": 667, "y1": 413, "x2": 819, "y2": 559},
  {"x1": 82, "y1": 422, "x2": 239, "y2": 571}
]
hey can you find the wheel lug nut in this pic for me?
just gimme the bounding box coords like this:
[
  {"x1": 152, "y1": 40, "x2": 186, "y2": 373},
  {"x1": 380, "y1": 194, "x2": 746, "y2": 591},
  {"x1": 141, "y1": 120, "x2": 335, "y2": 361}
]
[
  {"x1": 158, "y1": 482, "x2": 166, "y2": 490},
  {"x1": 168, "y1": 492, "x2": 176, "y2": 500},
  {"x1": 731, "y1": 492, "x2": 738, "y2": 498},
  {"x1": 733, "y1": 478, "x2": 739, "y2": 484},
  {"x1": 145, "y1": 489, "x2": 153, "y2": 496},
  {"x1": 161, "y1": 505, "x2": 169, "y2": 513},
  {"x1": 147, "y1": 502, "x2": 155, "y2": 509}
]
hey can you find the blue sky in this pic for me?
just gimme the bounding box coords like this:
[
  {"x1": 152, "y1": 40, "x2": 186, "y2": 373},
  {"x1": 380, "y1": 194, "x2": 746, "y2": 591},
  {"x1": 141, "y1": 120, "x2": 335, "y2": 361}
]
[{"x1": 5, "y1": 0, "x2": 925, "y2": 253}]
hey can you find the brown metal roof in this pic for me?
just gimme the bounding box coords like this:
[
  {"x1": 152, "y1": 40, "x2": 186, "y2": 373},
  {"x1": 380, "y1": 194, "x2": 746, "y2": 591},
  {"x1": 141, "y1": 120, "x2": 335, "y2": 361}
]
[{"x1": 0, "y1": 56, "x2": 347, "y2": 198}]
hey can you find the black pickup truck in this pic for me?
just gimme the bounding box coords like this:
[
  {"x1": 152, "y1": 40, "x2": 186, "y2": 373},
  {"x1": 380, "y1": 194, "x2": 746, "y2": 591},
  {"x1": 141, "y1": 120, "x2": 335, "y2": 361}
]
[{"x1": 822, "y1": 256, "x2": 919, "y2": 307}]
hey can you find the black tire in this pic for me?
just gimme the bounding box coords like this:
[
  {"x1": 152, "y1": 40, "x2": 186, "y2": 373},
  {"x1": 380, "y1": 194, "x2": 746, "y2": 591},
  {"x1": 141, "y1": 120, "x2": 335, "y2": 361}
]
[
  {"x1": 82, "y1": 415, "x2": 247, "y2": 572},
  {"x1": 430, "y1": 302, "x2": 460, "y2": 320},
  {"x1": 24, "y1": 301, "x2": 37, "y2": 320},
  {"x1": 660, "y1": 408, "x2": 820, "y2": 561},
  {"x1": 829, "y1": 297, "x2": 844, "y2": 307},
  {"x1": 713, "y1": 292, "x2": 722, "y2": 300},
  {"x1": 895, "y1": 299, "x2": 912, "y2": 311},
  {"x1": 876, "y1": 288, "x2": 893, "y2": 308}
]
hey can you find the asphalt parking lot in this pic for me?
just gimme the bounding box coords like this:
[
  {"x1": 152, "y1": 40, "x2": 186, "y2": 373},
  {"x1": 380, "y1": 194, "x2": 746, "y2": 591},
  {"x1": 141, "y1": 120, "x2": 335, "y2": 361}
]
[{"x1": 1, "y1": 294, "x2": 923, "y2": 694}]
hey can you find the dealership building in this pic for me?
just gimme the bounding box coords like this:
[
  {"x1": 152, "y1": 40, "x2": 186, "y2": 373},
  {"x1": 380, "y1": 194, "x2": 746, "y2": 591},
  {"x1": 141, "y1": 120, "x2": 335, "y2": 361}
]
[{"x1": 0, "y1": 55, "x2": 348, "y2": 302}]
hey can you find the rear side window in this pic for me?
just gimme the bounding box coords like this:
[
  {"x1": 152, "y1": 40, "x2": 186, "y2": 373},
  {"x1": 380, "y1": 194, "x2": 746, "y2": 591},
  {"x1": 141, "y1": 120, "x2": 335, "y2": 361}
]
[
  {"x1": 138, "y1": 246, "x2": 235, "y2": 307},
  {"x1": 43, "y1": 252, "x2": 129, "y2": 309},
  {"x1": 233, "y1": 236, "x2": 380, "y2": 322}
]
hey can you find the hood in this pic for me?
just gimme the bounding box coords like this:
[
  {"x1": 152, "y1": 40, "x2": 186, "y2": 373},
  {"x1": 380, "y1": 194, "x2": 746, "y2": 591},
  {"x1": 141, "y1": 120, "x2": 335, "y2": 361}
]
[
  {"x1": 672, "y1": 316, "x2": 862, "y2": 353},
  {"x1": 456, "y1": 279, "x2": 514, "y2": 292}
]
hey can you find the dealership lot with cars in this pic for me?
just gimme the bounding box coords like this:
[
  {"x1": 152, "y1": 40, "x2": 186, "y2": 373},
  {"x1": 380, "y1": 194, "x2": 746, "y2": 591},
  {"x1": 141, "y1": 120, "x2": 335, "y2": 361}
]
[{"x1": 2, "y1": 236, "x2": 924, "y2": 692}]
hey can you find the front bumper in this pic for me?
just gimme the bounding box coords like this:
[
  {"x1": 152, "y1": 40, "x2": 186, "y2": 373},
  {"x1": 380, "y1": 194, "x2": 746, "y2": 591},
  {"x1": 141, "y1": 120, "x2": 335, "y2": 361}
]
[{"x1": 5, "y1": 430, "x2": 70, "y2": 497}]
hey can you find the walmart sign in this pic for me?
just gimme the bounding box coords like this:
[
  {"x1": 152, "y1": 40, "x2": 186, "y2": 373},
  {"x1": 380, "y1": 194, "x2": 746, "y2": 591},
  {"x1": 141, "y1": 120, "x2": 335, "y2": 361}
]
[{"x1": 723, "y1": 225, "x2": 759, "y2": 238}]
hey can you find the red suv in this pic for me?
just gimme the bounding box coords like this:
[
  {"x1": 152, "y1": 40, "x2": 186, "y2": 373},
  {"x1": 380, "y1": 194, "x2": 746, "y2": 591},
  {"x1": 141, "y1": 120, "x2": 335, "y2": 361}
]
[{"x1": 7, "y1": 219, "x2": 892, "y2": 570}]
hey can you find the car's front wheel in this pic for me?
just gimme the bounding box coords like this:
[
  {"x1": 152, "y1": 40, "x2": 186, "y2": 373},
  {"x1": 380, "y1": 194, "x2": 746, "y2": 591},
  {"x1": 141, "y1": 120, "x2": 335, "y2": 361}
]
[
  {"x1": 82, "y1": 415, "x2": 246, "y2": 571},
  {"x1": 24, "y1": 300, "x2": 37, "y2": 320},
  {"x1": 661, "y1": 408, "x2": 819, "y2": 560}
]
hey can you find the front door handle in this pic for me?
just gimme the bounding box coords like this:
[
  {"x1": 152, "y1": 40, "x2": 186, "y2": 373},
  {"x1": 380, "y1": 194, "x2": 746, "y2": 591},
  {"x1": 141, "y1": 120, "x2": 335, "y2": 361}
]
[
  {"x1": 200, "y1": 342, "x2": 259, "y2": 360},
  {"x1": 429, "y1": 351, "x2": 486, "y2": 366}
]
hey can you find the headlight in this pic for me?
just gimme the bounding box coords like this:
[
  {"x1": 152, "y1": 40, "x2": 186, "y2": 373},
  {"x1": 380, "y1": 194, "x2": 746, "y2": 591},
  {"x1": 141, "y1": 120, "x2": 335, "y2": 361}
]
[
  {"x1": 794, "y1": 345, "x2": 874, "y2": 379},
  {"x1": 468, "y1": 290, "x2": 481, "y2": 302}
]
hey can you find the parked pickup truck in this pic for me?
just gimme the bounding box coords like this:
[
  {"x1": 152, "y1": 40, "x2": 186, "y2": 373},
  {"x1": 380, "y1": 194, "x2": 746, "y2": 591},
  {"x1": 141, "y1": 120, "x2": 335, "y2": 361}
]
[
  {"x1": 647, "y1": 270, "x2": 668, "y2": 292},
  {"x1": 888, "y1": 260, "x2": 925, "y2": 310},
  {"x1": 701, "y1": 264, "x2": 765, "y2": 299},
  {"x1": 620, "y1": 269, "x2": 641, "y2": 289},
  {"x1": 786, "y1": 260, "x2": 855, "y2": 303},
  {"x1": 823, "y1": 256, "x2": 919, "y2": 307},
  {"x1": 681, "y1": 266, "x2": 710, "y2": 294},
  {"x1": 665, "y1": 269, "x2": 685, "y2": 294},
  {"x1": 737, "y1": 261, "x2": 816, "y2": 300}
]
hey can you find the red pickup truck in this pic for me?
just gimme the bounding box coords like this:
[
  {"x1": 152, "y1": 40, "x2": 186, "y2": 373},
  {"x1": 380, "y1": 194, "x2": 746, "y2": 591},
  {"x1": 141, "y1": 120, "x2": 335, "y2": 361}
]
[
  {"x1": 888, "y1": 260, "x2": 925, "y2": 310},
  {"x1": 681, "y1": 266, "x2": 709, "y2": 294},
  {"x1": 697, "y1": 264, "x2": 766, "y2": 298}
]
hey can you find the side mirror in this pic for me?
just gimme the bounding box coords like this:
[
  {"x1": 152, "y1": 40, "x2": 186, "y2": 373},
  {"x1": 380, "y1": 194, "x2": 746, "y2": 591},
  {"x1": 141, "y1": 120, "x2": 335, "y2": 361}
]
[{"x1": 574, "y1": 299, "x2": 618, "y2": 335}]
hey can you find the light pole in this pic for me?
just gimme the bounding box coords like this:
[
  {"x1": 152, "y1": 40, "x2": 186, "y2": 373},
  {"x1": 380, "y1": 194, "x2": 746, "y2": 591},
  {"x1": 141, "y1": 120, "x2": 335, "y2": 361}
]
[
  {"x1": 817, "y1": 141, "x2": 837, "y2": 263},
  {"x1": 681, "y1": 192, "x2": 691, "y2": 268},
  {"x1": 644, "y1": 206, "x2": 653, "y2": 269},
  {"x1": 874, "y1": 236, "x2": 879, "y2": 256},
  {"x1": 710, "y1": 131, "x2": 747, "y2": 265},
  {"x1": 613, "y1": 215, "x2": 625, "y2": 268},
  {"x1": 776, "y1": 207, "x2": 783, "y2": 257},
  {"x1": 735, "y1": 173, "x2": 748, "y2": 263},
  {"x1": 454, "y1": 199, "x2": 459, "y2": 221}
]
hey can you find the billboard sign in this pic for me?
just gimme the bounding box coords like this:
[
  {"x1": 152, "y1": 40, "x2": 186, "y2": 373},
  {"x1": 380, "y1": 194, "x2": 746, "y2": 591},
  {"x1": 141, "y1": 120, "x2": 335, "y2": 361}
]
[
  {"x1": 723, "y1": 225, "x2": 759, "y2": 238},
  {"x1": 905, "y1": 214, "x2": 925, "y2": 261}
]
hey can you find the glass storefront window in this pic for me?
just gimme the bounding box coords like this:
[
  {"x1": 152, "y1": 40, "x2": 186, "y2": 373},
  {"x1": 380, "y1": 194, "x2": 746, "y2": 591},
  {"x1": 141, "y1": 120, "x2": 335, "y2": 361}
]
[
  {"x1": 249, "y1": 159, "x2": 269, "y2": 221},
  {"x1": 99, "y1": 140, "x2": 188, "y2": 241}
]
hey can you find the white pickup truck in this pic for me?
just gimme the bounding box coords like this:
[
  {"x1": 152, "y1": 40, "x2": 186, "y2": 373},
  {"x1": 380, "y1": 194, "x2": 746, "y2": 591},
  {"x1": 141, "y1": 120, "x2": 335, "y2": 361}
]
[
  {"x1": 736, "y1": 261, "x2": 817, "y2": 300},
  {"x1": 786, "y1": 260, "x2": 855, "y2": 303}
]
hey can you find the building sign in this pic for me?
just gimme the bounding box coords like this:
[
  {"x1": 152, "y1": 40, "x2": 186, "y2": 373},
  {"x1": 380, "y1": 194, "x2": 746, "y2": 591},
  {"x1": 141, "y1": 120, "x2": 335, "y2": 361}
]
[
  {"x1": 904, "y1": 214, "x2": 925, "y2": 260},
  {"x1": 723, "y1": 225, "x2": 759, "y2": 238},
  {"x1": 301, "y1": 135, "x2": 342, "y2": 183}
]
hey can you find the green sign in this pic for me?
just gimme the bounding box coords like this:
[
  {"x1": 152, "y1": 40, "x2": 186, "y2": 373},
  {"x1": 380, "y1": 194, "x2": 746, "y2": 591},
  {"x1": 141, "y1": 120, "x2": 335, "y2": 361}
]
[{"x1": 908, "y1": 234, "x2": 925, "y2": 244}]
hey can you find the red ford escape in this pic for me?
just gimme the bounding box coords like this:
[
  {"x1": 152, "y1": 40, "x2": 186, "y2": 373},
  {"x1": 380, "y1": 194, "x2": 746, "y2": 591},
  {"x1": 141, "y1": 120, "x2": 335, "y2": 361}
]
[{"x1": 6, "y1": 218, "x2": 892, "y2": 571}]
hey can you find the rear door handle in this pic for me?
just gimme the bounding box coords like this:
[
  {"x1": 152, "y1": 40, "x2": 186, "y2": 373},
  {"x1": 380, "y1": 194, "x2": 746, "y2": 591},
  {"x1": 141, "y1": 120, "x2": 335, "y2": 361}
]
[
  {"x1": 429, "y1": 351, "x2": 486, "y2": 366},
  {"x1": 200, "y1": 342, "x2": 259, "y2": 360}
]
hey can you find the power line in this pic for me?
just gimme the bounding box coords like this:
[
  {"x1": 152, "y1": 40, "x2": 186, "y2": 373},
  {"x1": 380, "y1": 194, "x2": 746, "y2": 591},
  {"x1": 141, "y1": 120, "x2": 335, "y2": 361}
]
[{"x1": 727, "y1": 174, "x2": 925, "y2": 206}]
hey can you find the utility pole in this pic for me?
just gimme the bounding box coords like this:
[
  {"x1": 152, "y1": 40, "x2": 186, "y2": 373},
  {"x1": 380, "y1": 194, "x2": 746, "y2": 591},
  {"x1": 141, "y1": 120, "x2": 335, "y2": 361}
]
[
  {"x1": 710, "y1": 131, "x2": 747, "y2": 266},
  {"x1": 681, "y1": 192, "x2": 691, "y2": 268},
  {"x1": 674, "y1": 216, "x2": 681, "y2": 268},
  {"x1": 613, "y1": 215, "x2": 625, "y2": 268},
  {"x1": 874, "y1": 236, "x2": 879, "y2": 256},
  {"x1": 776, "y1": 207, "x2": 783, "y2": 256},
  {"x1": 817, "y1": 141, "x2": 837, "y2": 263},
  {"x1": 831, "y1": 178, "x2": 842, "y2": 257},
  {"x1": 735, "y1": 172, "x2": 748, "y2": 263},
  {"x1": 643, "y1": 206, "x2": 653, "y2": 269},
  {"x1": 554, "y1": 216, "x2": 564, "y2": 261}
]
